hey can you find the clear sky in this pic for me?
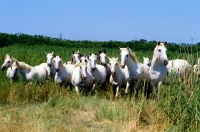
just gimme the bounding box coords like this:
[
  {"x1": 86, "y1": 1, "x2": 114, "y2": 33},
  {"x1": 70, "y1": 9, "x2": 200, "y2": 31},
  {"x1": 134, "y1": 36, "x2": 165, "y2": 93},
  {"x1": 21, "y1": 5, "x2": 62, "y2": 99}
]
[{"x1": 0, "y1": 0, "x2": 199, "y2": 44}]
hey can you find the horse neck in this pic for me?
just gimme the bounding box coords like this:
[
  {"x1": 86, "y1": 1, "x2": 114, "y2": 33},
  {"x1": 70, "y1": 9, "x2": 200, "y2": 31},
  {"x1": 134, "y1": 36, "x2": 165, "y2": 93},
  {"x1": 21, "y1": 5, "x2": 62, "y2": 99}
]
[
  {"x1": 18, "y1": 62, "x2": 33, "y2": 70},
  {"x1": 126, "y1": 58, "x2": 138, "y2": 74},
  {"x1": 151, "y1": 56, "x2": 162, "y2": 69}
]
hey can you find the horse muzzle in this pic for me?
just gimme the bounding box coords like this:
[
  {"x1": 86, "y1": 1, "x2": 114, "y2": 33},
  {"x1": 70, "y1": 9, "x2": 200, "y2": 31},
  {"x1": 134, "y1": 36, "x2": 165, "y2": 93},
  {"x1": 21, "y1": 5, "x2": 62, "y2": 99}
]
[
  {"x1": 120, "y1": 64, "x2": 125, "y2": 69},
  {"x1": 111, "y1": 72, "x2": 115, "y2": 76},
  {"x1": 164, "y1": 60, "x2": 168, "y2": 66},
  {"x1": 55, "y1": 68, "x2": 59, "y2": 72},
  {"x1": 82, "y1": 75, "x2": 87, "y2": 80},
  {"x1": 1, "y1": 66, "x2": 6, "y2": 71},
  {"x1": 92, "y1": 67, "x2": 96, "y2": 71}
]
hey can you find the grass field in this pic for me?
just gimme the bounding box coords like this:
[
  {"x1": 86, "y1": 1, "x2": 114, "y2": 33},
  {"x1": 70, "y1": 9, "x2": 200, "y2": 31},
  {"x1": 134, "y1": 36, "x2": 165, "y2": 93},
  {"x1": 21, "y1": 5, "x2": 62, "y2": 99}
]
[{"x1": 0, "y1": 44, "x2": 199, "y2": 132}]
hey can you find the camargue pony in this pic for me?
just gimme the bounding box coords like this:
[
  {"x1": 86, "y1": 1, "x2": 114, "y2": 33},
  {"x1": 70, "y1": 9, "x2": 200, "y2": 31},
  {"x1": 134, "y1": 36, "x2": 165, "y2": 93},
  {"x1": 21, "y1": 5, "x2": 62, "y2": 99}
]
[
  {"x1": 67, "y1": 51, "x2": 80, "y2": 64},
  {"x1": 1, "y1": 54, "x2": 17, "y2": 70},
  {"x1": 99, "y1": 50, "x2": 111, "y2": 81},
  {"x1": 87, "y1": 53, "x2": 107, "y2": 90},
  {"x1": 143, "y1": 57, "x2": 151, "y2": 67},
  {"x1": 149, "y1": 41, "x2": 168, "y2": 99},
  {"x1": 71, "y1": 62, "x2": 94, "y2": 95},
  {"x1": 120, "y1": 47, "x2": 150, "y2": 98},
  {"x1": 166, "y1": 59, "x2": 191, "y2": 81},
  {"x1": 53, "y1": 55, "x2": 75, "y2": 87},
  {"x1": 9, "y1": 61, "x2": 48, "y2": 83},
  {"x1": 108, "y1": 57, "x2": 129, "y2": 98},
  {"x1": 40, "y1": 52, "x2": 56, "y2": 79}
]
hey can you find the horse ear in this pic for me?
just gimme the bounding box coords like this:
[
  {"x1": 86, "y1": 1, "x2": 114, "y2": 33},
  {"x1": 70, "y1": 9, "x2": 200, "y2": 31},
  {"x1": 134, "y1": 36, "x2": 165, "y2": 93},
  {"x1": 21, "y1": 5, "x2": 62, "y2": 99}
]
[
  {"x1": 59, "y1": 55, "x2": 61, "y2": 57},
  {"x1": 77, "y1": 50, "x2": 79, "y2": 54},
  {"x1": 94, "y1": 53, "x2": 97, "y2": 55},
  {"x1": 89, "y1": 53, "x2": 92, "y2": 56},
  {"x1": 44, "y1": 52, "x2": 47, "y2": 55},
  {"x1": 164, "y1": 42, "x2": 167, "y2": 45},
  {"x1": 80, "y1": 54, "x2": 83, "y2": 57},
  {"x1": 16, "y1": 61, "x2": 18, "y2": 65},
  {"x1": 52, "y1": 51, "x2": 54, "y2": 54},
  {"x1": 53, "y1": 54, "x2": 56, "y2": 58},
  {"x1": 157, "y1": 41, "x2": 161, "y2": 45},
  {"x1": 116, "y1": 58, "x2": 118, "y2": 61},
  {"x1": 108, "y1": 57, "x2": 111, "y2": 61}
]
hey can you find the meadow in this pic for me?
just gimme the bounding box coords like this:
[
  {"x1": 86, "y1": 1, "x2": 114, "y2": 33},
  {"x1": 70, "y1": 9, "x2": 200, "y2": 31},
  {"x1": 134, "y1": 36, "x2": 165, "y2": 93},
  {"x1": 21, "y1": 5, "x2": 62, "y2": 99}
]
[{"x1": 0, "y1": 43, "x2": 199, "y2": 132}]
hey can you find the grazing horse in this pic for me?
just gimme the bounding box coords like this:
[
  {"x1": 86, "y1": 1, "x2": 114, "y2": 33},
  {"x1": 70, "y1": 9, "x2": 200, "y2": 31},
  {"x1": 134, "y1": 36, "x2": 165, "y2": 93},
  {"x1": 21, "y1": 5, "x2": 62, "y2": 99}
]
[
  {"x1": 53, "y1": 55, "x2": 75, "y2": 87},
  {"x1": 87, "y1": 53, "x2": 107, "y2": 90},
  {"x1": 71, "y1": 62, "x2": 94, "y2": 95},
  {"x1": 8, "y1": 61, "x2": 48, "y2": 83},
  {"x1": 99, "y1": 50, "x2": 111, "y2": 82},
  {"x1": 108, "y1": 57, "x2": 129, "y2": 98},
  {"x1": 1, "y1": 54, "x2": 17, "y2": 70},
  {"x1": 149, "y1": 41, "x2": 168, "y2": 99},
  {"x1": 120, "y1": 47, "x2": 150, "y2": 98},
  {"x1": 143, "y1": 57, "x2": 151, "y2": 67},
  {"x1": 40, "y1": 52, "x2": 56, "y2": 79},
  {"x1": 166, "y1": 59, "x2": 191, "y2": 81}
]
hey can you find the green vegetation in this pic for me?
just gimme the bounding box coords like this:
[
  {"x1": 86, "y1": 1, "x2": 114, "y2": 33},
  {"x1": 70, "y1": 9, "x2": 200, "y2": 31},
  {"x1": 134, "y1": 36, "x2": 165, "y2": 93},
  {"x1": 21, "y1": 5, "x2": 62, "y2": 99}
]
[{"x1": 0, "y1": 33, "x2": 199, "y2": 131}]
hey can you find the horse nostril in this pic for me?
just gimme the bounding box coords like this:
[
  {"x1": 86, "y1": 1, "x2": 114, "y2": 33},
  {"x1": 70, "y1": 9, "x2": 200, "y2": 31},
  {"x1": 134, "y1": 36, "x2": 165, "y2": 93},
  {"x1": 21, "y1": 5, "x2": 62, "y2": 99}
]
[
  {"x1": 120, "y1": 64, "x2": 125, "y2": 69},
  {"x1": 164, "y1": 60, "x2": 168, "y2": 66},
  {"x1": 56, "y1": 68, "x2": 59, "y2": 72},
  {"x1": 92, "y1": 68, "x2": 96, "y2": 71},
  {"x1": 48, "y1": 64, "x2": 52, "y2": 67}
]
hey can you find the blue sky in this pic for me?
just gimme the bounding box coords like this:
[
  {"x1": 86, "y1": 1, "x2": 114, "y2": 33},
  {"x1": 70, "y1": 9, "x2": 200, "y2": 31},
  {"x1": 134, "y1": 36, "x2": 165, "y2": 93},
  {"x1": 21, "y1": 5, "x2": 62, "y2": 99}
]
[{"x1": 0, "y1": 1, "x2": 199, "y2": 44}]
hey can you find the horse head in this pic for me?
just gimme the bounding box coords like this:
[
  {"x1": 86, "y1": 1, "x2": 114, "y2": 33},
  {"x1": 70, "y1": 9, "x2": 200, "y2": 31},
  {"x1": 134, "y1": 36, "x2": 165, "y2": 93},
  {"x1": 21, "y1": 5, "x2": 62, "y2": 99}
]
[
  {"x1": 99, "y1": 50, "x2": 107, "y2": 66},
  {"x1": 154, "y1": 41, "x2": 168, "y2": 66},
  {"x1": 71, "y1": 51, "x2": 80, "y2": 64},
  {"x1": 108, "y1": 57, "x2": 118, "y2": 76},
  {"x1": 45, "y1": 52, "x2": 54, "y2": 67},
  {"x1": 53, "y1": 55, "x2": 63, "y2": 72},
  {"x1": 89, "y1": 53, "x2": 97, "y2": 71},
  {"x1": 1, "y1": 54, "x2": 15, "y2": 71}
]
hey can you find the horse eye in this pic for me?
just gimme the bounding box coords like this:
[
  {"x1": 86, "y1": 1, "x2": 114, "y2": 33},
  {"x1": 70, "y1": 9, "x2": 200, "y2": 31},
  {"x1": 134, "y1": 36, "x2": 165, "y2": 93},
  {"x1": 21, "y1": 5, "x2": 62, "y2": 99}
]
[
  {"x1": 8, "y1": 61, "x2": 10, "y2": 63},
  {"x1": 115, "y1": 63, "x2": 117, "y2": 66},
  {"x1": 158, "y1": 49, "x2": 161, "y2": 52},
  {"x1": 126, "y1": 55, "x2": 128, "y2": 57}
]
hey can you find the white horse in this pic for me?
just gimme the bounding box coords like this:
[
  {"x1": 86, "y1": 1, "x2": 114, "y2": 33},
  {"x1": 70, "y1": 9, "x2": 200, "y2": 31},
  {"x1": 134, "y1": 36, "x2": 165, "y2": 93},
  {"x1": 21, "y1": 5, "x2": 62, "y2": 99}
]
[
  {"x1": 87, "y1": 53, "x2": 107, "y2": 90},
  {"x1": 166, "y1": 59, "x2": 191, "y2": 81},
  {"x1": 40, "y1": 52, "x2": 56, "y2": 79},
  {"x1": 8, "y1": 61, "x2": 48, "y2": 83},
  {"x1": 108, "y1": 57, "x2": 129, "y2": 98},
  {"x1": 1, "y1": 54, "x2": 17, "y2": 71},
  {"x1": 120, "y1": 47, "x2": 150, "y2": 98},
  {"x1": 149, "y1": 41, "x2": 168, "y2": 99},
  {"x1": 67, "y1": 51, "x2": 80, "y2": 64},
  {"x1": 143, "y1": 57, "x2": 151, "y2": 67},
  {"x1": 99, "y1": 50, "x2": 111, "y2": 82},
  {"x1": 53, "y1": 55, "x2": 75, "y2": 87},
  {"x1": 71, "y1": 62, "x2": 94, "y2": 95}
]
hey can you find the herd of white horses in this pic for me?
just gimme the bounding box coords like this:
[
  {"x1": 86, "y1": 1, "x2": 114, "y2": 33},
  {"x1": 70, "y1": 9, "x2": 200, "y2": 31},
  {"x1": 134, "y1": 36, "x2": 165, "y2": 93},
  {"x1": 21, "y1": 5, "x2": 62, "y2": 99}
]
[{"x1": 1, "y1": 41, "x2": 198, "y2": 99}]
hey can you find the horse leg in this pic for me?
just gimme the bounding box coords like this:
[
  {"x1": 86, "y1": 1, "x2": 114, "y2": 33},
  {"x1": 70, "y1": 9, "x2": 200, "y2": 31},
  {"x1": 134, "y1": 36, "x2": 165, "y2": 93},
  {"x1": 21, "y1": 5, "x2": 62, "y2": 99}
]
[
  {"x1": 157, "y1": 81, "x2": 162, "y2": 99},
  {"x1": 75, "y1": 86, "x2": 79, "y2": 96},
  {"x1": 115, "y1": 85, "x2": 120, "y2": 99},
  {"x1": 134, "y1": 79, "x2": 141, "y2": 99}
]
